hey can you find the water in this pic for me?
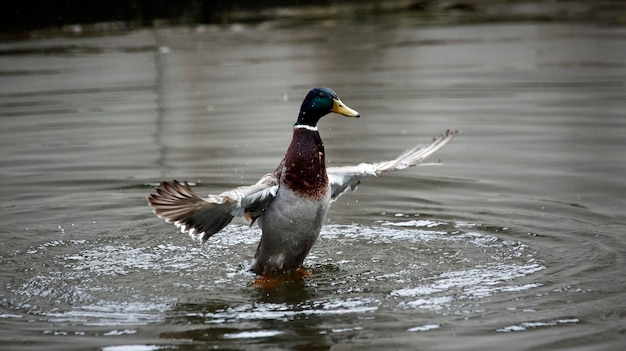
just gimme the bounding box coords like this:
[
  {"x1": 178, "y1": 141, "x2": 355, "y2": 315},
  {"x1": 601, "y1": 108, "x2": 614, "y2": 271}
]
[{"x1": 1, "y1": 18, "x2": 625, "y2": 351}]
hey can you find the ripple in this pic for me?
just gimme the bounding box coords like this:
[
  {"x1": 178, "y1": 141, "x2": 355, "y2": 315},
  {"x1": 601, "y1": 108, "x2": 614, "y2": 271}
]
[
  {"x1": 496, "y1": 318, "x2": 580, "y2": 333},
  {"x1": 101, "y1": 346, "x2": 163, "y2": 351},
  {"x1": 189, "y1": 298, "x2": 379, "y2": 323},
  {"x1": 6, "y1": 222, "x2": 545, "y2": 326},
  {"x1": 43, "y1": 301, "x2": 169, "y2": 326},
  {"x1": 407, "y1": 324, "x2": 441, "y2": 332},
  {"x1": 223, "y1": 330, "x2": 283, "y2": 339}
]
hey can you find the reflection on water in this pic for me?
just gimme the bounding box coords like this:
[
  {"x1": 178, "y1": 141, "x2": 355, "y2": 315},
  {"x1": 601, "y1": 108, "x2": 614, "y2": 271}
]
[{"x1": 1, "y1": 16, "x2": 625, "y2": 351}]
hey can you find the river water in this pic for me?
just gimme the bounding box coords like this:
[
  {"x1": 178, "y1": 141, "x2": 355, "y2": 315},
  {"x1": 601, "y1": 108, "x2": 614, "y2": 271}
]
[{"x1": 0, "y1": 17, "x2": 625, "y2": 351}]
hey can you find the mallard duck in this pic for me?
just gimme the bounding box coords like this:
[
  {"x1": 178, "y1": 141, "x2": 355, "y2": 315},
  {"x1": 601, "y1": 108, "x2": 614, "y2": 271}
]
[{"x1": 148, "y1": 87, "x2": 457, "y2": 275}]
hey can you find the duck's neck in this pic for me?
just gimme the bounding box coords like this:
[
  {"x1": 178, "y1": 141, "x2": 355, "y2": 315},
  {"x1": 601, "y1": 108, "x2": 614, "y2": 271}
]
[
  {"x1": 293, "y1": 124, "x2": 318, "y2": 132},
  {"x1": 281, "y1": 126, "x2": 328, "y2": 200}
]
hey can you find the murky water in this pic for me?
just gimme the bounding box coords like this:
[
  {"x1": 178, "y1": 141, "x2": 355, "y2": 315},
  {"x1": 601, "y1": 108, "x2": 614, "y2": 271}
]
[{"x1": 1, "y1": 17, "x2": 625, "y2": 351}]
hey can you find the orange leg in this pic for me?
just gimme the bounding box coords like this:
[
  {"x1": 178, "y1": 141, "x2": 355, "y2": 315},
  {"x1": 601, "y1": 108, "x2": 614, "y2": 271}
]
[
  {"x1": 297, "y1": 266, "x2": 311, "y2": 278},
  {"x1": 252, "y1": 274, "x2": 281, "y2": 289},
  {"x1": 252, "y1": 266, "x2": 311, "y2": 288}
]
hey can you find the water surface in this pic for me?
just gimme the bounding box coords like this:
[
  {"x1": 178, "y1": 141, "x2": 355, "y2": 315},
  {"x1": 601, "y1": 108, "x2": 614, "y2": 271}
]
[{"x1": 1, "y1": 18, "x2": 625, "y2": 351}]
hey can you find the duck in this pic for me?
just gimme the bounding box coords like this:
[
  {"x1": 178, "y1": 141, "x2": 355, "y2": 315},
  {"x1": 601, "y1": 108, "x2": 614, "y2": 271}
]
[{"x1": 147, "y1": 87, "x2": 457, "y2": 276}]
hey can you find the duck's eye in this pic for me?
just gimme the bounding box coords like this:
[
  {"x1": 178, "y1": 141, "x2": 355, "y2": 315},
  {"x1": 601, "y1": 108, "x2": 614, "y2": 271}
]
[{"x1": 318, "y1": 92, "x2": 324, "y2": 98}]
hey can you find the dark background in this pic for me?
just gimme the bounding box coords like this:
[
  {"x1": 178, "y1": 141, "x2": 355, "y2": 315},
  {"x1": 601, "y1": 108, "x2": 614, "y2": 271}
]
[
  {"x1": 3, "y1": 0, "x2": 625, "y2": 34},
  {"x1": 4, "y1": 0, "x2": 332, "y2": 31}
]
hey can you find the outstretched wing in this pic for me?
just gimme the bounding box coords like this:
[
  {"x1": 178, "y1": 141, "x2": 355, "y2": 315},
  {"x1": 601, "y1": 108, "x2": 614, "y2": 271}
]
[
  {"x1": 147, "y1": 172, "x2": 278, "y2": 244},
  {"x1": 327, "y1": 129, "x2": 458, "y2": 201}
]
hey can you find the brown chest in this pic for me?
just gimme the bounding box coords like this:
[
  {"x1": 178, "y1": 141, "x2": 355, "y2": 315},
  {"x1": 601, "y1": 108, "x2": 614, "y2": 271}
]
[{"x1": 282, "y1": 129, "x2": 329, "y2": 201}]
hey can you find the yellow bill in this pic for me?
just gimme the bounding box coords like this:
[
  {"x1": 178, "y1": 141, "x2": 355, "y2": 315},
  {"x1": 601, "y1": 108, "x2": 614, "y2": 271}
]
[{"x1": 332, "y1": 98, "x2": 360, "y2": 118}]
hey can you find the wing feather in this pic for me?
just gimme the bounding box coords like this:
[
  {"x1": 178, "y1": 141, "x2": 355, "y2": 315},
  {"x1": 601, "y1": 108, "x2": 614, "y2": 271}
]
[
  {"x1": 327, "y1": 129, "x2": 458, "y2": 201},
  {"x1": 147, "y1": 172, "x2": 278, "y2": 244}
]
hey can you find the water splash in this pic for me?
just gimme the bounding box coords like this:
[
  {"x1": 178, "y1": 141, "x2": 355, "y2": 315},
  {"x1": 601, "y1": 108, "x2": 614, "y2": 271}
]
[{"x1": 6, "y1": 222, "x2": 545, "y2": 326}]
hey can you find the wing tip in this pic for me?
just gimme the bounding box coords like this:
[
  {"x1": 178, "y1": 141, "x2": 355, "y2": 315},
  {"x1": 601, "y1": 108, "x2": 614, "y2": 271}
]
[{"x1": 439, "y1": 129, "x2": 459, "y2": 140}]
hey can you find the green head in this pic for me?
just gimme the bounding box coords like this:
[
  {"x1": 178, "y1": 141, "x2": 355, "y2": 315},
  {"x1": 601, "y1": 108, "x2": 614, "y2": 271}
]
[{"x1": 295, "y1": 87, "x2": 360, "y2": 127}]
